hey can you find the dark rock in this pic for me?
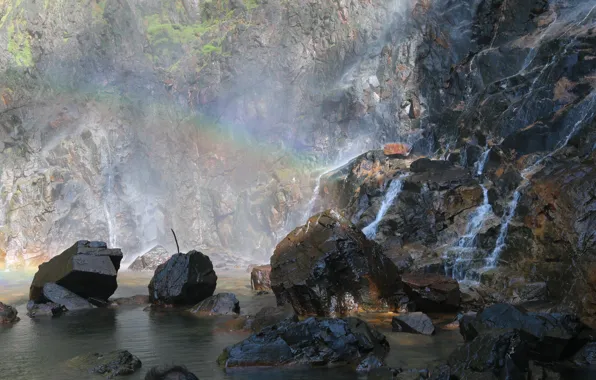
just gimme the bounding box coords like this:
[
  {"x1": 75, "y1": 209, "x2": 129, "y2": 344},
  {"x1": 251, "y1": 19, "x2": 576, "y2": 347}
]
[
  {"x1": 26, "y1": 300, "x2": 65, "y2": 317},
  {"x1": 42, "y1": 283, "x2": 95, "y2": 311},
  {"x1": 250, "y1": 265, "x2": 271, "y2": 291},
  {"x1": 571, "y1": 342, "x2": 596, "y2": 367},
  {"x1": 356, "y1": 355, "x2": 385, "y2": 373},
  {"x1": 145, "y1": 365, "x2": 199, "y2": 380},
  {"x1": 409, "y1": 158, "x2": 454, "y2": 173},
  {"x1": 110, "y1": 295, "x2": 150, "y2": 306},
  {"x1": 251, "y1": 304, "x2": 297, "y2": 332},
  {"x1": 392, "y1": 312, "x2": 435, "y2": 335},
  {"x1": 0, "y1": 301, "x2": 19, "y2": 324},
  {"x1": 528, "y1": 361, "x2": 562, "y2": 380},
  {"x1": 190, "y1": 293, "x2": 240, "y2": 315},
  {"x1": 402, "y1": 273, "x2": 460, "y2": 312},
  {"x1": 68, "y1": 350, "x2": 142, "y2": 378},
  {"x1": 270, "y1": 210, "x2": 402, "y2": 316},
  {"x1": 218, "y1": 317, "x2": 389, "y2": 369},
  {"x1": 148, "y1": 250, "x2": 217, "y2": 305},
  {"x1": 255, "y1": 290, "x2": 269, "y2": 296},
  {"x1": 128, "y1": 245, "x2": 171, "y2": 272},
  {"x1": 30, "y1": 240, "x2": 123, "y2": 303}
]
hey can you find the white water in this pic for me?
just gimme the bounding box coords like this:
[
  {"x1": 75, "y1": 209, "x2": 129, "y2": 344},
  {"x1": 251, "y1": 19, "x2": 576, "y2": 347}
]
[
  {"x1": 302, "y1": 174, "x2": 323, "y2": 222},
  {"x1": 101, "y1": 134, "x2": 116, "y2": 248},
  {"x1": 485, "y1": 189, "x2": 521, "y2": 267},
  {"x1": 362, "y1": 174, "x2": 408, "y2": 240},
  {"x1": 476, "y1": 148, "x2": 490, "y2": 176},
  {"x1": 459, "y1": 185, "x2": 492, "y2": 249}
]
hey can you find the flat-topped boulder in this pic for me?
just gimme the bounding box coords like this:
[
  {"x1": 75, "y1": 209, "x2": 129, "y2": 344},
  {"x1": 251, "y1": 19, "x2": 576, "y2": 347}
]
[
  {"x1": 30, "y1": 240, "x2": 123, "y2": 303},
  {"x1": 128, "y1": 245, "x2": 171, "y2": 272},
  {"x1": 402, "y1": 273, "x2": 460, "y2": 312},
  {"x1": 270, "y1": 210, "x2": 402, "y2": 316},
  {"x1": 148, "y1": 250, "x2": 217, "y2": 305},
  {"x1": 392, "y1": 312, "x2": 435, "y2": 335}
]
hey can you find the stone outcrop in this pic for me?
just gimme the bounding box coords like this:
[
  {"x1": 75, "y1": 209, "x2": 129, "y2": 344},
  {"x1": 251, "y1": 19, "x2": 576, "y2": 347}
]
[
  {"x1": 148, "y1": 250, "x2": 217, "y2": 305},
  {"x1": 270, "y1": 210, "x2": 402, "y2": 316},
  {"x1": 190, "y1": 293, "x2": 239, "y2": 316},
  {"x1": 250, "y1": 265, "x2": 271, "y2": 291},
  {"x1": 29, "y1": 241, "x2": 122, "y2": 303},
  {"x1": 0, "y1": 301, "x2": 19, "y2": 324},
  {"x1": 402, "y1": 273, "x2": 460, "y2": 312},
  {"x1": 67, "y1": 350, "x2": 142, "y2": 378},
  {"x1": 392, "y1": 312, "x2": 435, "y2": 335},
  {"x1": 128, "y1": 246, "x2": 171, "y2": 272},
  {"x1": 218, "y1": 317, "x2": 389, "y2": 369}
]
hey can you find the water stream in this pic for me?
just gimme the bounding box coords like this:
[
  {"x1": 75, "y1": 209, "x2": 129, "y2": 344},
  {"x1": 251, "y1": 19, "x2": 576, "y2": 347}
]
[
  {"x1": 101, "y1": 134, "x2": 116, "y2": 248},
  {"x1": 362, "y1": 174, "x2": 408, "y2": 240}
]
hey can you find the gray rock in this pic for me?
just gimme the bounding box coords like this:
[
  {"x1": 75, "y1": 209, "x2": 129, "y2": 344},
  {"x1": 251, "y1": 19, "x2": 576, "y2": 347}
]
[
  {"x1": 26, "y1": 300, "x2": 65, "y2": 317},
  {"x1": 392, "y1": 312, "x2": 435, "y2": 335},
  {"x1": 190, "y1": 293, "x2": 240, "y2": 315},
  {"x1": 67, "y1": 350, "x2": 142, "y2": 378},
  {"x1": 0, "y1": 301, "x2": 19, "y2": 324},
  {"x1": 251, "y1": 304, "x2": 297, "y2": 332},
  {"x1": 43, "y1": 283, "x2": 95, "y2": 311},
  {"x1": 128, "y1": 245, "x2": 171, "y2": 272}
]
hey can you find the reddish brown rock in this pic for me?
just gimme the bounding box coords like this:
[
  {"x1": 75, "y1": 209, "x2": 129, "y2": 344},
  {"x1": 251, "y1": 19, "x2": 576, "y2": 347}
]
[
  {"x1": 402, "y1": 273, "x2": 460, "y2": 312},
  {"x1": 383, "y1": 143, "x2": 411, "y2": 157},
  {"x1": 251, "y1": 265, "x2": 271, "y2": 291}
]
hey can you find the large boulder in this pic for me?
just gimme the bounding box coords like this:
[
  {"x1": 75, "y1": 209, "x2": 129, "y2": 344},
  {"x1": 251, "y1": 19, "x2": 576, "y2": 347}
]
[
  {"x1": 392, "y1": 312, "x2": 435, "y2": 335},
  {"x1": 0, "y1": 301, "x2": 19, "y2": 324},
  {"x1": 217, "y1": 317, "x2": 389, "y2": 369},
  {"x1": 67, "y1": 350, "x2": 142, "y2": 378},
  {"x1": 250, "y1": 265, "x2": 271, "y2": 291},
  {"x1": 402, "y1": 273, "x2": 460, "y2": 312},
  {"x1": 128, "y1": 245, "x2": 171, "y2": 272},
  {"x1": 29, "y1": 240, "x2": 123, "y2": 303},
  {"x1": 148, "y1": 250, "x2": 217, "y2": 305},
  {"x1": 270, "y1": 210, "x2": 403, "y2": 316},
  {"x1": 190, "y1": 293, "x2": 240, "y2": 316},
  {"x1": 42, "y1": 283, "x2": 95, "y2": 311}
]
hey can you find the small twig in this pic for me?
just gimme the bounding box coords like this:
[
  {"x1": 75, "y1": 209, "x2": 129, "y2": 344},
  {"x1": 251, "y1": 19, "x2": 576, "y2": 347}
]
[{"x1": 171, "y1": 229, "x2": 180, "y2": 253}]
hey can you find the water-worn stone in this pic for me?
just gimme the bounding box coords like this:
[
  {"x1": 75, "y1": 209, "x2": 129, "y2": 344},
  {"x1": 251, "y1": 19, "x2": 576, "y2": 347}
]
[
  {"x1": 68, "y1": 350, "x2": 142, "y2": 378},
  {"x1": 30, "y1": 240, "x2": 122, "y2": 303},
  {"x1": 42, "y1": 283, "x2": 95, "y2": 311},
  {"x1": 190, "y1": 293, "x2": 240, "y2": 316},
  {"x1": 128, "y1": 245, "x2": 171, "y2": 272},
  {"x1": 0, "y1": 301, "x2": 19, "y2": 324},
  {"x1": 402, "y1": 273, "x2": 460, "y2": 312},
  {"x1": 148, "y1": 250, "x2": 217, "y2": 305},
  {"x1": 218, "y1": 317, "x2": 389, "y2": 369},
  {"x1": 270, "y1": 210, "x2": 402, "y2": 316},
  {"x1": 251, "y1": 304, "x2": 297, "y2": 332},
  {"x1": 26, "y1": 300, "x2": 65, "y2": 317},
  {"x1": 392, "y1": 312, "x2": 435, "y2": 335},
  {"x1": 250, "y1": 265, "x2": 271, "y2": 291},
  {"x1": 145, "y1": 366, "x2": 199, "y2": 380}
]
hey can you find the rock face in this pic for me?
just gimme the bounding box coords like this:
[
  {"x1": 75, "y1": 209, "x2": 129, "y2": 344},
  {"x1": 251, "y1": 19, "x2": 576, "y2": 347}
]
[
  {"x1": 145, "y1": 366, "x2": 199, "y2": 380},
  {"x1": 128, "y1": 246, "x2": 171, "y2": 272},
  {"x1": 0, "y1": 302, "x2": 19, "y2": 324},
  {"x1": 26, "y1": 301, "x2": 65, "y2": 317},
  {"x1": 402, "y1": 273, "x2": 460, "y2": 312},
  {"x1": 29, "y1": 241, "x2": 122, "y2": 303},
  {"x1": 42, "y1": 283, "x2": 95, "y2": 311},
  {"x1": 392, "y1": 312, "x2": 435, "y2": 335},
  {"x1": 148, "y1": 250, "x2": 217, "y2": 305},
  {"x1": 270, "y1": 210, "x2": 402, "y2": 316},
  {"x1": 250, "y1": 265, "x2": 271, "y2": 291},
  {"x1": 218, "y1": 317, "x2": 389, "y2": 369},
  {"x1": 68, "y1": 350, "x2": 142, "y2": 378},
  {"x1": 190, "y1": 293, "x2": 240, "y2": 316}
]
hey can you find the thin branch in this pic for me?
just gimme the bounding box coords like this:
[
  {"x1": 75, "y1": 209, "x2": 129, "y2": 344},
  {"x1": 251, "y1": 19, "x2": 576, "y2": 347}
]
[{"x1": 171, "y1": 228, "x2": 180, "y2": 253}]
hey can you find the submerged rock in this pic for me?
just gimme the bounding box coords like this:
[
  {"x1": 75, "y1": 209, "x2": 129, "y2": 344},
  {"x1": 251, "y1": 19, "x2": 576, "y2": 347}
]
[
  {"x1": 218, "y1": 317, "x2": 389, "y2": 369},
  {"x1": 250, "y1": 265, "x2": 271, "y2": 291},
  {"x1": 42, "y1": 283, "x2": 95, "y2": 311},
  {"x1": 128, "y1": 245, "x2": 171, "y2": 272},
  {"x1": 0, "y1": 301, "x2": 19, "y2": 324},
  {"x1": 30, "y1": 240, "x2": 123, "y2": 303},
  {"x1": 270, "y1": 210, "x2": 402, "y2": 316},
  {"x1": 145, "y1": 365, "x2": 199, "y2": 380},
  {"x1": 26, "y1": 300, "x2": 65, "y2": 317},
  {"x1": 190, "y1": 293, "x2": 240, "y2": 316},
  {"x1": 392, "y1": 312, "x2": 435, "y2": 335},
  {"x1": 149, "y1": 250, "x2": 217, "y2": 305},
  {"x1": 68, "y1": 350, "x2": 142, "y2": 378},
  {"x1": 402, "y1": 273, "x2": 460, "y2": 312},
  {"x1": 110, "y1": 295, "x2": 150, "y2": 306}
]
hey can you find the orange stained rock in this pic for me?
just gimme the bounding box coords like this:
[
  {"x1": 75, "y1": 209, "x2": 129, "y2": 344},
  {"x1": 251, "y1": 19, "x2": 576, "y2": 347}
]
[{"x1": 383, "y1": 143, "x2": 411, "y2": 156}]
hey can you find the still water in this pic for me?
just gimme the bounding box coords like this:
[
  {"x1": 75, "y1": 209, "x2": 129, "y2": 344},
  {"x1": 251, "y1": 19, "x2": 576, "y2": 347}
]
[{"x1": 0, "y1": 271, "x2": 461, "y2": 380}]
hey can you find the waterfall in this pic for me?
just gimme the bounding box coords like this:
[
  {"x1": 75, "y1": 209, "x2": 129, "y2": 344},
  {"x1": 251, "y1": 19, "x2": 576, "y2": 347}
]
[
  {"x1": 476, "y1": 148, "x2": 490, "y2": 176},
  {"x1": 486, "y1": 189, "x2": 521, "y2": 267},
  {"x1": 101, "y1": 135, "x2": 116, "y2": 248},
  {"x1": 302, "y1": 174, "x2": 322, "y2": 222},
  {"x1": 362, "y1": 174, "x2": 408, "y2": 240}
]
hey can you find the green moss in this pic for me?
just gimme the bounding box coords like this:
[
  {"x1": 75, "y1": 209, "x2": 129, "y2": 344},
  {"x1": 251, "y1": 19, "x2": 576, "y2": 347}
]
[
  {"x1": 201, "y1": 43, "x2": 221, "y2": 55},
  {"x1": 7, "y1": 18, "x2": 34, "y2": 67},
  {"x1": 244, "y1": 0, "x2": 260, "y2": 11}
]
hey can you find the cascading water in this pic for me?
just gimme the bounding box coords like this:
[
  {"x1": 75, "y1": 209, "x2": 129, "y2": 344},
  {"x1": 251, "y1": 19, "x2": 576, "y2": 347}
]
[
  {"x1": 362, "y1": 174, "x2": 408, "y2": 240},
  {"x1": 476, "y1": 148, "x2": 490, "y2": 176},
  {"x1": 101, "y1": 134, "x2": 116, "y2": 248},
  {"x1": 302, "y1": 174, "x2": 322, "y2": 222}
]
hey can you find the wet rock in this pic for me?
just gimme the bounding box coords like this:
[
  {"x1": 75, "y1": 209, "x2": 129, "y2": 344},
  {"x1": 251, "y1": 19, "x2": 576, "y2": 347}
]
[
  {"x1": 392, "y1": 312, "x2": 435, "y2": 335},
  {"x1": 128, "y1": 245, "x2": 171, "y2": 272},
  {"x1": 26, "y1": 300, "x2": 65, "y2": 317},
  {"x1": 145, "y1": 365, "x2": 199, "y2": 380},
  {"x1": 270, "y1": 210, "x2": 402, "y2": 316},
  {"x1": 402, "y1": 273, "x2": 460, "y2": 312},
  {"x1": 218, "y1": 317, "x2": 389, "y2": 369},
  {"x1": 148, "y1": 250, "x2": 217, "y2": 306},
  {"x1": 30, "y1": 240, "x2": 123, "y2": 303},
  {"x1": 110, "y1": 295, "x2": 150, "y2": 306},
  {"x1": 190, "y1": 293, "x2": 240, "y2": 316},
  {"x1": 0, "y1": 301, "x2": 19, "y2": 324},
  {"x1": 356, "y1": 355, "x2": 385, "y2": 373},
  {"x1": 251, "y1": 304, "x2": 297, "y2": 332},
  {"x1": 409, "y1": 158, "x2": 454, "y2": 173},
  {"x1": 42, "y1": 283, "x2": 95, "y2": 311},
  {"x1": 68, "y1": 350, "x2": 142, "y2": 378},
  {"x1": 571, "y1": 342, "x2": 596, "y2": 367},
  {"x1": 528, "y1": 361, "x2": 562, "y2": 380},
  {"x1": 384, "y1": 143, "x2": 411, "y2": 157},
  {"x1": 250, "y1": 265, "x2": 271, "y2": 291}
]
